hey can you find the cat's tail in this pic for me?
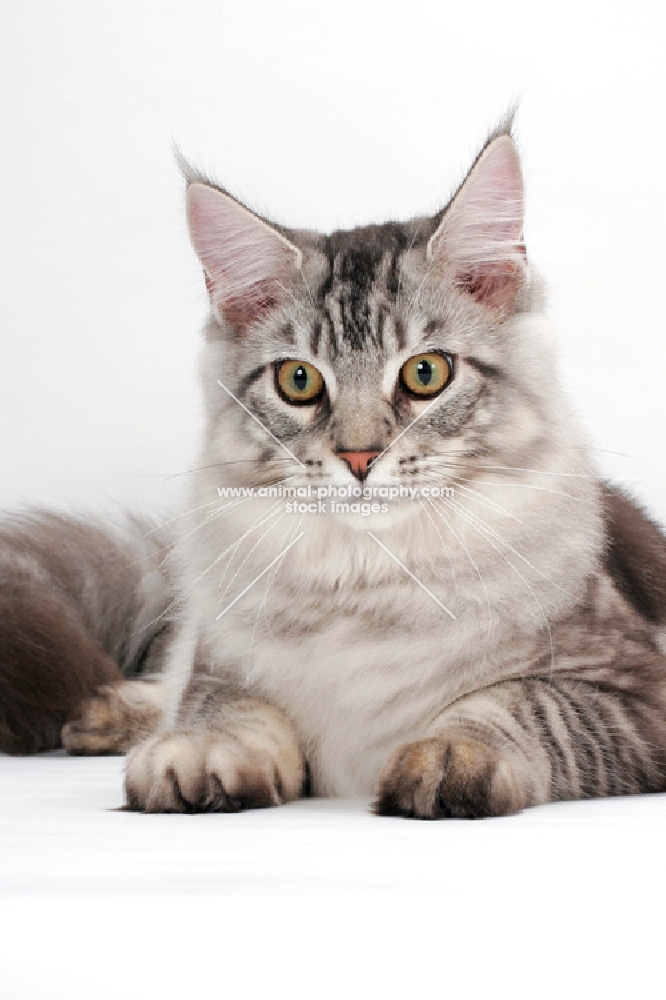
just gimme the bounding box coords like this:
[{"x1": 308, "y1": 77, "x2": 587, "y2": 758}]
[
  {"x1": 602, "y1": 483, "x2": 666, "y2": 627},
  {"x1": 0, "y1": 511, "x2": 176, "y2": 754}
]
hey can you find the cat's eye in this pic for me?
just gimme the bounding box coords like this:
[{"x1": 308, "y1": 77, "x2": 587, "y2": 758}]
[
  {"x1": 276, "y1": 359, "x2": 325, "y2": 405},
  {"x1": 399, "y1": 352, "x2": 453, "y2": 398}
]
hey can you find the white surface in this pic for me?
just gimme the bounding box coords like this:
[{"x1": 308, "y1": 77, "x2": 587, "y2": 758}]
[{"x1": 1, "y1": 752, "x2": 665, "y2": 997}]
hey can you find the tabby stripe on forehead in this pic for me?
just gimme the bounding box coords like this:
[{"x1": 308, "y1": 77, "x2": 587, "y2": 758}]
[
  {"x1": 321, "y1": 306, "x2": 338, "y2": 357},
  {"x1": 280, "y1": 322, "x2": 296, "y2": 346},
  {"x1": 310, "y1": 320, "x2": 322, "y2": 356},
  {"x1": 317, "y1": 245, "x2": 336, "y2": 302},
  {"x1": 338, "y1": 248, "x2": 381, "y2": 349},
  {"x1": 376, "y1": 305, "x2": 388, "y2": 349},
  {"x1": 338, "y1": 296, "x2": 354, "y2": 350},
  {"x1": 394, "y1": 317, "x2": 407, "y2": 350},
  {"x1": 386, "y1": 247, "x2": 403, "y2": 298}
]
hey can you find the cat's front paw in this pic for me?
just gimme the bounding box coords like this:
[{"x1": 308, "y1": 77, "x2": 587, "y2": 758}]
[
  {"x1": 373, "y1": 736, "x2": 526, "y2": 819},
  {"x1": 124, "y1": 730, "x2": 303, "y2": 813}
]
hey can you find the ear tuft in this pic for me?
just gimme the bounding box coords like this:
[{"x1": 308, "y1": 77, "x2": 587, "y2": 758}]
[
  {"x1": 427, "y1": 135, "x2": 526, "y2": 312},
  {"x1": 186, "y1": 183, "x2": 301, "y2": 330}
]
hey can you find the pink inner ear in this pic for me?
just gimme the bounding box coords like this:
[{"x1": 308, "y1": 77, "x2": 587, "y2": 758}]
[
  {"x1": 187, "y1": 183, "x2": 299, "y2": 329},
  {"x1": 222, "y1": 279, "x2": 281, "y2": 329},
  {"x1": 428, "y1": 135, "x2": 526, "y2": 312},
  {"x1": 459, "y1": 251, "x2": 526, "y2": 310}
]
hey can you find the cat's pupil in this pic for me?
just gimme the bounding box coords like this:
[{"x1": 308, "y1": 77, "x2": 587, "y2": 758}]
[
  {"x1": 293, "y1": 367, "x2": 308, "y2": 391},
  {"x1": 417, "y1": 360, "x2": 433, "y2": 386}
]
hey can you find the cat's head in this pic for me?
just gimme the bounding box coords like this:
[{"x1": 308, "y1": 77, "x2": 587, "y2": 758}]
[{"x1": 185, "y1": 127, "x2": 560, "y2": 516}]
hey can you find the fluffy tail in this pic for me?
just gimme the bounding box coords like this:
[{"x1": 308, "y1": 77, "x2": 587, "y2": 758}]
[
  {"x1": 602, "y1": 483, "x2": 666, "y2": 626},
  {"x1": 0, "y1": 511, "x2": 175, "y2": 754}
]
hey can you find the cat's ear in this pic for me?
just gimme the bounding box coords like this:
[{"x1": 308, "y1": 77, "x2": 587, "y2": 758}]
[
  {"x1": 187, "y1": 182, "x2": 302, "y2": 330},
  {"x1": 427, "y1": 134, "x2": 526, "y2": 313}
]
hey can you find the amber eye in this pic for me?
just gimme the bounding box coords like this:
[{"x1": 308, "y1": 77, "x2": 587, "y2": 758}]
[
  {"x1": 399, "y1": 352, "x2": 453, "y2": 398},
  {"x1": 276, "y1": 359, "x2": 325, "y2": 404}
]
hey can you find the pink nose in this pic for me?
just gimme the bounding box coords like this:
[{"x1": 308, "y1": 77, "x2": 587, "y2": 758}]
[{"x1": 337, "y1": 450, "x2": 381, "y2": 482}]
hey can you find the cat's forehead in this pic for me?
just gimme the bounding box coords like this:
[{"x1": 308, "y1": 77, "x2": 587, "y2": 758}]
[
  {"x1": 282, "y1": 217, "x2": 441, "y2": 358},
  {"x1": 292, "y1": 214, "x2": 435, "y2": 248},
  {"x1": 292, "y1": 216, "x2": 436, "y2": 288}
]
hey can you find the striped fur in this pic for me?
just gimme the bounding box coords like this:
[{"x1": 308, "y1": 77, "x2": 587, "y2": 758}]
[
  {"x1": 4, "y1": 127, "x2": 666, "y2": 819},
  {"x1": 125, "y1": 127, "x2": 666, "y2": 817}
]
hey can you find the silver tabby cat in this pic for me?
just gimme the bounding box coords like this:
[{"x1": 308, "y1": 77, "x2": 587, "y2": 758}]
[{"x1": 2, "y1": 124, "x2": 666, "y2": 818}]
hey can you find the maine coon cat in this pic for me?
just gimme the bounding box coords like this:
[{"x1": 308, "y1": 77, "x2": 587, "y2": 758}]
[{"x1": 2, "y1": 123, "x2": 666, "y2": 819}]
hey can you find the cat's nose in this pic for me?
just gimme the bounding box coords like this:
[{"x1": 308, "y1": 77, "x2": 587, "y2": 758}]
[{"x1": 336, "y1": 449, "x2": 381, "y2": 482}]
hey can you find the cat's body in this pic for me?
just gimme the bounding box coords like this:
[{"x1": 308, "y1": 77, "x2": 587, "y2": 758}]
[
  {"x1": 167, "y1": 479, "x2": 664, "y2": 804},
  {"x1": 3, "y1": 124, "x2": 666, "y2": 817}
]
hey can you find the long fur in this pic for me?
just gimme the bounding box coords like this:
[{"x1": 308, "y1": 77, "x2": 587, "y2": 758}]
[
  {"x1": 3, "y1": 129, "x2": 666, "y2": 821},
  {"x1": 0, "y1": 512, "x2": 174, "y2": 753}
]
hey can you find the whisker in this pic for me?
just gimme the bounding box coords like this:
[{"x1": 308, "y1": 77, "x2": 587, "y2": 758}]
[
  {"x1": 424, "y1": 496, "x2": 493, "y2": 635},
  {"x1": 130, "y1": 499, "x2": 287, "y2": 637},
  {"x1": 437, "y1": 495, "x2": 555, "y2": 675},
  {"x1": 418, "y1": 499, "x2": 459, "y2": 601},
  {"x1": 248, "y1": 517, "x2": 295, "y2": 653},
  {"x1": 166, "y1": 476, "x2": 299, "y2": 559},
  {"x1": 466, "y1": 464, "x2": 609, "y2": 480},
  {"x1": 154, "y1": 457, "x2": 297, "y2": 483},
  {"x1": 424, "y1": 468, "x2": 583, "y2": 503},
  {"x1": 215, "y1": 496, "x2": 289, "y2": 591},
  {"x1": 425, "y1": 456, "x2": 649, "y2": 485},
  {"x1": 248, "y1": 512, "x2": 306, "y2": 665},
  {"x1": 449, "y1": 480, "x2": 522, "y2": 522},
  {"x1": 445, "y1": 494, "x2": 577, "y2": 601},
  {"x1": 215, "y1": 531, "x2": 305, "y2": 622},
  {"x1": 158, "y1": 495, "x2": 267, "y2": 569},
  {"x1": 218, "y1": 515, "x2": 287, "y2": 605},
  {"x1": 144, "y1": 474, "x2": 298, "y2": 538},
  {"x1": 128, "y1": 490, "x2": 285, "y2": 569}
]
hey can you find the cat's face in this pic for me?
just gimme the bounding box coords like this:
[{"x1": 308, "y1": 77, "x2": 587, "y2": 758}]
[{"x1": 187, "y1": 132, "x2": 559, "y2": 520}]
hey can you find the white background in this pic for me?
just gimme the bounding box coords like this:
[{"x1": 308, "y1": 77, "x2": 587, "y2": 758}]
[
  {"x1": 1, "y1": 2, "x2": 665, "y2": 996},
  {"x1": 1, "y1": 0, "x2": 665, "y2": 521}
]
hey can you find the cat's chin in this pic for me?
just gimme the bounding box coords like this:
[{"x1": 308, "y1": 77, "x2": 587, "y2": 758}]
[{"x1": 319, "y1": 500, "x2": 420, "y2": 532}]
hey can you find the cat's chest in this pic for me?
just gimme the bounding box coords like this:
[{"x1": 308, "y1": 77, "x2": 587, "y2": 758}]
[
  {"x1": 204, "y1": 581, "x2": 499, "y2": 796},
  {"x1": 185, "y1": 504, "x2": 587, "y2": 795}
]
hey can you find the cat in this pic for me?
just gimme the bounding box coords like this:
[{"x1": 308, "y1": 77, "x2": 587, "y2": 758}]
[{"x1": 2, "y1": 121, "x2": 666, "y2": 819}]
